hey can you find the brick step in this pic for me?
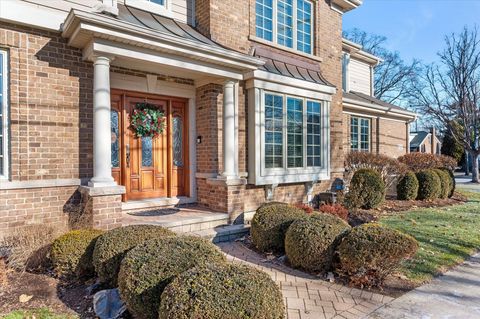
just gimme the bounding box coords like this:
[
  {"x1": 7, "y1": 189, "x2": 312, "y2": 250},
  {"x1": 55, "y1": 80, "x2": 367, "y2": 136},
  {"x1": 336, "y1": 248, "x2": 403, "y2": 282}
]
[{"x1": 190, "y1": 224, "x2": 251, "y2": 243}]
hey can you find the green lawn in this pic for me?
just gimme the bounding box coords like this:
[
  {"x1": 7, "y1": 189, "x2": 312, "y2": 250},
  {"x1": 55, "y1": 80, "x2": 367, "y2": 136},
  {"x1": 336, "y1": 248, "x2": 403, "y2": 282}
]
[
  {"x1": 379, "y1": 191, "x2": 480, "y2": 284},
  {"x1": 1, "y1": 309, "x2": 77, "y2": 319}
]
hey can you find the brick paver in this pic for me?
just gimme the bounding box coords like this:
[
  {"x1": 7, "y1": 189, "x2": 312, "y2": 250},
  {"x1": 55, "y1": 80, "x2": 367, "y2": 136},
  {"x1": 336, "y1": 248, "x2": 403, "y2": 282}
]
[{"x1": 218, "y1": 242, "x2": 389, "y2": 319}]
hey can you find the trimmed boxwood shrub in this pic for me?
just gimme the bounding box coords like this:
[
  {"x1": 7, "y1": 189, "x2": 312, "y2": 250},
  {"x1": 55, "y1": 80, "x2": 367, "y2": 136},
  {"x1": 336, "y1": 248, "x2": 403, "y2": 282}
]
[
  {"x1": 416, "y1": 169, "x2": 441, "y2": 200},
  {"x1": 433, "y1": 169, "x2": 451, "y2": 199},
  {"x1": 50, "y1": 229, "x2": 104, "y2": 279},
  {"x1": 396, "y1": 171, "x2": 419, "y2": 200},
  {"x1": 335, "y1": 223, "x2": 418, "y2": 287},
  {"x1": 251, "y1": 202, "x2": 305, "y2": 253},
  {"x1": 285, "y1": 213, "x2": 350, "y2": 272},
  {"x1": 442, "y1": 168, "x2": 456, "y2": 197},
  {"x1": 159, "y1": 263, "x2": 284, "y2": 319},
  {"x1": 118, "y1": 236, "x2": 226, "y2": 319},
  {"x1": 92, "y1": 225, "x2": 175, "y2": 286},
  {"x1": 345, "y1": 168, "x2": 385, "y2": 209}
]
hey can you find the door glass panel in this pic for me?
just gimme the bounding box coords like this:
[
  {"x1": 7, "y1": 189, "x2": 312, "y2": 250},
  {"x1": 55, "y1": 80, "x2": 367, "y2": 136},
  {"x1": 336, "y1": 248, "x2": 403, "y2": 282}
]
[
  {"x1": 141, "y1": 136, "x2": 153, "y2": 167},
  {"x1": 111, "y1": 110, "x2": 120, "y2": 168},
  {"x1": 173, "y1": 116, "x2": 183, "y2": 167}
]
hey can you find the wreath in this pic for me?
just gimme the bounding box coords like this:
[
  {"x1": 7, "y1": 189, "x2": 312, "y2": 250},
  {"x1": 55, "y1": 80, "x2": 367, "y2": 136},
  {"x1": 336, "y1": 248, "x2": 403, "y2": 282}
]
[{"x1": 130, "y1": 102, "x2": 166, "y2": 138}]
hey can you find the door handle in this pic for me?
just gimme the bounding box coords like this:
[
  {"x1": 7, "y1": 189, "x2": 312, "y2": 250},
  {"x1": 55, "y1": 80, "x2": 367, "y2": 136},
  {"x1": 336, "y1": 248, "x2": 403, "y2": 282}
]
[{"x1": 126, "y1": 144, "x2": 130, "y2": 168}]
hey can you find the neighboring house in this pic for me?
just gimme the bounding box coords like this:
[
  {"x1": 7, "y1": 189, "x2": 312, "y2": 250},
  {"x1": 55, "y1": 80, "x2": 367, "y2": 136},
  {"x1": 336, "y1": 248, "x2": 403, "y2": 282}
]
[
  {"x1": 0, "y1": 0, "x2": 407, "y2": 237},
  {"x1": 410, "y1": 128, "x2": 442, "y2": 154},
  {"x1": 342, "y1": 39, "x2": 417, "y2": 158}
]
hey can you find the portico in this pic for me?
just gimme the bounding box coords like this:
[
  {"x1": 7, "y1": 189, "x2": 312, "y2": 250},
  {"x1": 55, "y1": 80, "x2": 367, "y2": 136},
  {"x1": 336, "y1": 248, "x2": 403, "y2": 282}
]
[{"x1": 62, "y1": 5, "x2": 263, "y2": 210}]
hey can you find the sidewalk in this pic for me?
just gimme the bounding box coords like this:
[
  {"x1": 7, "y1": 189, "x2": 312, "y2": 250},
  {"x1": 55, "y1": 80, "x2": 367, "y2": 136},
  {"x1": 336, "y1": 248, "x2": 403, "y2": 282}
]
[{"x1": 366, "y1": 253, "x2": 480, "y2": 319}]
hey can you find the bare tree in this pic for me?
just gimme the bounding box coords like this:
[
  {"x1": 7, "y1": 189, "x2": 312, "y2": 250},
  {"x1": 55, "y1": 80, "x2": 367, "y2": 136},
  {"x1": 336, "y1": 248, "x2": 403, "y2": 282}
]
[
  {"x1": 343, "y1": 28, "x2": 420, "y2": 105},
  {"x1": 411, "y1": 27, "x2": 480, "y2": 182}
]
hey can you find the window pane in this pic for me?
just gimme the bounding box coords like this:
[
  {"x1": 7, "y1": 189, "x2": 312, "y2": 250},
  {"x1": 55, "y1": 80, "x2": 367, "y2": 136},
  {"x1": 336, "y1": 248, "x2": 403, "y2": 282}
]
[
  {"x1": 173, "y1": 116, "x2": 183, "y2": 167},
  {"x1": 277, "y1": 0, "x2": 293, "y2": 48},
  {"x1": 350, "y1": 117, "x2": 359, "y2": 151},
  {"x1": 141, "y1": 137, "x2": 153, "y2": 167},
  {"x1": 256, "y1": 0, "x2": 274, "y2": 41},
  {"x1": 111, "y1": 110, "x2": 120, "y2": 168},
  {"x1": 149, "y1": 0, "x2": 165, "y2": 5},
  {"x1": 297, "y1": 0, "x2": 312, "y2": 54},
  {"x1": 307, "y1": 101, "x2": 321, "y2": 167},
  {"x1": 360, "y1": 118, "x2": 370, "y2": 152},
  {"x1": 287, "y1": 97, "x2": 303, "y2": 168},
  {"x1": 265, "y1": 93, "x2": 283, "y2": 168}
]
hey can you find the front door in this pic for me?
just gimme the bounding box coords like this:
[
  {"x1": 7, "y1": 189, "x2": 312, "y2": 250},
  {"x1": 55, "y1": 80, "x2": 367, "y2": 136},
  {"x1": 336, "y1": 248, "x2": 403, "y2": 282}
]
[{"x1": 110, "y1": 90, "x2": 189, "y2": 201}]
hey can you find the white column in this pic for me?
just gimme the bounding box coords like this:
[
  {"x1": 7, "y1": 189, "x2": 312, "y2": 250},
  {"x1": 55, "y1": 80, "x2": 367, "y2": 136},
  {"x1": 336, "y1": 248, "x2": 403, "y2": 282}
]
[
  {"x1": 222, "y1": 80, "x2": 238, "y2": 178},
  {"x1": 89, "y1": 56, "x2": 116, "y2": 188}
]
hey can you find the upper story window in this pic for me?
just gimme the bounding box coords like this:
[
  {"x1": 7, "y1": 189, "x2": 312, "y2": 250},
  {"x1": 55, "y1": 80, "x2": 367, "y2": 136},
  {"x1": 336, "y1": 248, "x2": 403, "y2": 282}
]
[
  {"x1": 255, "y1": 0, "x2": 314, "y2": 54},
  {"x1": 350, "y1": 116, "x2": 370, "y2": 152},
  {"x1": 0, "y1": 49, "x2": 8, "y2": 179},
  {"x1": 126, "y1": 0, "x2": 170, "y2": 17}
]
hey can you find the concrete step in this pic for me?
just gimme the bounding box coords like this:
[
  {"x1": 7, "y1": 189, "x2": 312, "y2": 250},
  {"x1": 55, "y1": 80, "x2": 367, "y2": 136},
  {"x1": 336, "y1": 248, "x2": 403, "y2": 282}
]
[
  {"x1": 122, "y1": 207, "x2": 230, "y2": 234},
  {"x1": 190, "y1": 224, "x2": 251, "y2": 243}
]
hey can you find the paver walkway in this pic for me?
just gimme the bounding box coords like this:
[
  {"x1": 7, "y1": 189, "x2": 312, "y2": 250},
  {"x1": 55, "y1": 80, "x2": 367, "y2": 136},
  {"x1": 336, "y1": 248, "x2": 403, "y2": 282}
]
[
  {"x1": 218, "y1": 242, "x2": 393, "y2": 319},
  {"x1": 366, "y1": 253, "x2": 480, "y2": 319}
]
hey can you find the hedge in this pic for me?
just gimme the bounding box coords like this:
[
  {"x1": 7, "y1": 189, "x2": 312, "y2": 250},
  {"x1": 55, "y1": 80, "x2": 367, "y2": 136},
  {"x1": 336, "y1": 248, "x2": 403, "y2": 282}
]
[
  {"x1": 335, "y1": 223, "x2": 418, "y2": 287},
  {"x1": 416, "y1": 169, "x2": 441, "y2": 200},
  {"x1": 345, "y1": 168, "x2": 385, "y2": 209},
  {"x1": 50, "y1": 229, "x2": 104, "y2": 279},
  {"x1": 92, "y1": 225, "x2": 175, "y2": 286},
  {"x1": 285, "y1": 213, "x2": 350, "y2": 272},
  {"x1": 433, "y1": 168, "x2": 451, "y2": 199},
  {"x1": 159, "y1": 263, "x2": 285, "y2": 319},
  {"x1": 118, "y1": 236, "x2": 226, "y2": 319},
  {"x1": 250, "y1": 202, "x2": 305, "y2": 253},
  {"x1": 396, "y1": 171, "x2": 419, "y2": 200}
]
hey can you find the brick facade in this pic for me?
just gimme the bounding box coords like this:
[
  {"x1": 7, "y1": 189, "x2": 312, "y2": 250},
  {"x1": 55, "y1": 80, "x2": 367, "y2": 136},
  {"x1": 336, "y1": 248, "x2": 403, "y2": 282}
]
[
  {"x1": 194, "y1": 0, "x2": 345, "y2": 216},
  {"x1": 343, "y1": 113, "x2": 410, "y2": 159}
]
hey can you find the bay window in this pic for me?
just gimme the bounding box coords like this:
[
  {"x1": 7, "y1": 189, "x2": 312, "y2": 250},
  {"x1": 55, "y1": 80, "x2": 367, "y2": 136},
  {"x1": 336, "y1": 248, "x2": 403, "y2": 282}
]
[
  {"x1": 263, "y1": 91, "x2": 327, "y2": 174},
  {"x1": 350, "y1": 116, "x2": 370, "y2": 152},
  {"x1": 255, "y1": 0, "x2": 314, "y2": 54},
  {"x1": 0, "y1": 49, "x2": 8, "y2": 179}
]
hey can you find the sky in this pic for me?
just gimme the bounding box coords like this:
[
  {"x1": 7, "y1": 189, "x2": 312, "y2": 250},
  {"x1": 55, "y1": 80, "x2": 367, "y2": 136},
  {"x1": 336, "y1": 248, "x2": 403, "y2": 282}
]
[{"x1": 343, "y1": 0, "x2": 480, "y2": 64}]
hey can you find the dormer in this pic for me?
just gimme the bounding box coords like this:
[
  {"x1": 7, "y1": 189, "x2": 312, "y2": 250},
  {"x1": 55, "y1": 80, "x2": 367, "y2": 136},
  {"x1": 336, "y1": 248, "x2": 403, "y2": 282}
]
[{"x1": 342, "y1": 38, "x2": 382, "y2": 96}]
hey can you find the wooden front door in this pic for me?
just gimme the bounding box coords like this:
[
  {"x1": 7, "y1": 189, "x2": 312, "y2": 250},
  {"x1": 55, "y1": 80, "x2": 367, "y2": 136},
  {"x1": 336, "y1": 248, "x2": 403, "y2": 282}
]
[{"x1": 110, "y1": 90, "x2": 189, "y2": 201}]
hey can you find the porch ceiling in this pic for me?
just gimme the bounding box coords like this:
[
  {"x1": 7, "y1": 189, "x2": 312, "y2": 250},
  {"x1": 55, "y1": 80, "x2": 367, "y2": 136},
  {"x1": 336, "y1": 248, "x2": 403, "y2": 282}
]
[{"x1": 62, "y1": 5, "x2": 264, "y2": 80}]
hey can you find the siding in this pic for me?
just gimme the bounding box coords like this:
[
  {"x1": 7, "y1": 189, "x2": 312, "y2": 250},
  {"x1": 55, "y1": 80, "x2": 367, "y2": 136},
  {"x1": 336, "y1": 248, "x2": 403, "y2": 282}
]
[
  {"x1": 0, "y1": 0, "x2": 193, "y2": 31},
  {"x1": 349, "y1": 58, "x2": 371, "y2": 95}
]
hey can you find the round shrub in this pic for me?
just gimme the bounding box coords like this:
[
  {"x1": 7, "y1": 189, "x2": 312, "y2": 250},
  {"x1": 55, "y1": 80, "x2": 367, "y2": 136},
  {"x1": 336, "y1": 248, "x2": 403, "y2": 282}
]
[
  {"x1": 251, "y1": 202, "x2": 305, "y2": 253},
  {"x1": 285, "y1": 213, "x2": 350, "y2": 272},
  {"x1": 335, "y1": 223, "x2": 418, "y2": 287},
  {"x1": 396, "y1": 171, "x2": 419, "y2": 200},
  {"x1": 92, "y1": 225, "x2": 175, "y2": 286},
  {"x1": 433, "y1": 169, "x2": 451, "y2": 199},
  {"x1": 346, "y1": 169, "x2": 385, "y2": 209},
  {"x1": 118, "y1": 236, "x2": 226, "y2": 319},
  {"x1": 441, "y1": 168, "x2": 456, "y2": 198},
  {"x1": 415, "y1": 169, "x2": 441, "y2": 200},
  {"x1": 159, "y1": 263, "x2": 284, "y2": 319},
  {"x1": 50, "y1": 229, "x2": 104, "y2": 279}
]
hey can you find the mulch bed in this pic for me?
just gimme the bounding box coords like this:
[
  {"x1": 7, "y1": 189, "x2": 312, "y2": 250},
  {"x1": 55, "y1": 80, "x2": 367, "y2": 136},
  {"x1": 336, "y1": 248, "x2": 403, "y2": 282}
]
[{"x1": 0, "y1": 267, "x2": 95, "y2": 318}]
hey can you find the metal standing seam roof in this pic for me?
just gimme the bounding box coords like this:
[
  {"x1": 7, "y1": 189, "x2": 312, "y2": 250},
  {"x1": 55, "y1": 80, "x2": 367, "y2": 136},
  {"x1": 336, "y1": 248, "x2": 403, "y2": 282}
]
[
  {"x1": 254, "y1": 46, "x2": 334, "y2": 87},
  {"x1": 116, "y1": 4, "x2": 222, "y2": 48}
]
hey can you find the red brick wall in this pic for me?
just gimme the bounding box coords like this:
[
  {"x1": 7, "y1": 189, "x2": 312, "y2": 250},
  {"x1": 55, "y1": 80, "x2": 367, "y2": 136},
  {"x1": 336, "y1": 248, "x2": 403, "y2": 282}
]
[
  {"x1": 195, "y1": 0, "x2": 345, "y2": 214},
  {"x1": 1, "y1": 23, "x2": 94, "y2": 181}
]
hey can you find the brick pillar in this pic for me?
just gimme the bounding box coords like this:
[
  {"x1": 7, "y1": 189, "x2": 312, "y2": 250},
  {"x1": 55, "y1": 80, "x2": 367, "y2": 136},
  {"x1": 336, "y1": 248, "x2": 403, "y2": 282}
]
[{"x1": 79, "y1": 185, "x2": 125, "y2": 230}]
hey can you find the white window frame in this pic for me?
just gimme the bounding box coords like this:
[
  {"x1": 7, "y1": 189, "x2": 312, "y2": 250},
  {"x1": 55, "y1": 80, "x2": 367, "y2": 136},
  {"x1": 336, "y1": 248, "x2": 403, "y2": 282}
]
[
  {"x1": 255, "y1": 0, "x2": 314, "y2": 54},
  {"x1": 247, "y1": 86, "x2": 331, "y2": 185},
  {"x1": 350, "y1": 116, "x2": 371, "y2": 152},
  {"x1": 125, "y1": 0, "x2": 172, "y2": 18},
  {"x1": 0, "y1": 49, "x2": 8, "y2": 180}
]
